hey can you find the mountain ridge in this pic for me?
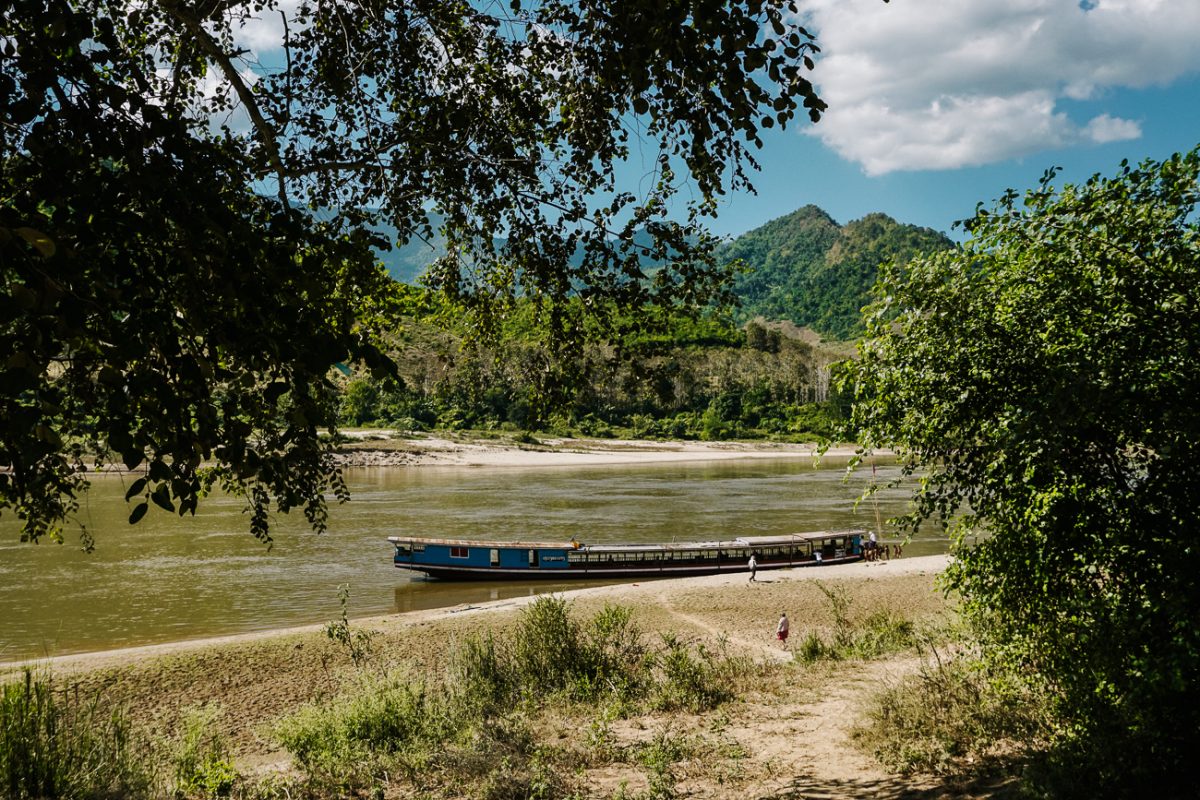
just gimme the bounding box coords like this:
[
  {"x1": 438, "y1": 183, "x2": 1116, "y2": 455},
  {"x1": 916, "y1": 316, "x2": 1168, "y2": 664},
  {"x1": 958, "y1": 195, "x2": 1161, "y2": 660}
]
[
  {"x1": 373, "y1": 204, "x2": 954, "y2": 340},
  {"x1": 722, "y1": 205, "x2": 954, "y2": 338}
]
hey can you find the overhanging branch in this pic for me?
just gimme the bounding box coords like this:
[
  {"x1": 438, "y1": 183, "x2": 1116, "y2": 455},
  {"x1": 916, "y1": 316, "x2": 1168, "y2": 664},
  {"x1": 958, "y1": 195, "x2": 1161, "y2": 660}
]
[{"x1": 159, "y1": 0, "x2": 291, "y2": 210}]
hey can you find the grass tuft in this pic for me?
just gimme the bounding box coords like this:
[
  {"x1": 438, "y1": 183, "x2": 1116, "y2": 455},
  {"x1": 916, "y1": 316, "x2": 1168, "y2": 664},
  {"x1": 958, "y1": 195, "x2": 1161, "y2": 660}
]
[
  {"x1": 854, "y1": 642, "x2": 1046, "y2": 777},
  {"x1": 794, "y1": 582, "x2": 920, "y2": 663},
  {"x1": 0, "y1": 669, "x2": 153, "y2": 799}
]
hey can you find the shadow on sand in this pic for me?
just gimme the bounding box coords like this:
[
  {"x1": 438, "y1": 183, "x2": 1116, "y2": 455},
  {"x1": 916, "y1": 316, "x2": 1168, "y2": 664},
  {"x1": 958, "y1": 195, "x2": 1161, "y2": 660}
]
[{"x1": 762, "y1": 766, "x2": 1023, "y2": 800}]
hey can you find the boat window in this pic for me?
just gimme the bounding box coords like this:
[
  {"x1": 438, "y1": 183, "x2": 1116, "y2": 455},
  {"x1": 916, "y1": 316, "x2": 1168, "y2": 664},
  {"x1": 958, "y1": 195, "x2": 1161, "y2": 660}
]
[
  {"x1": 450, "y1": 547, "x2": 469, "y2": 559},
  {"x1": 394, "y1": 545, "x2": 412, "y2": 557},
  {"x1": 528, "y1": 549, "x2": 536, "y2": 568},
  {"x1": 491, "y1": 549, "x2": 500, "y2": 567}
]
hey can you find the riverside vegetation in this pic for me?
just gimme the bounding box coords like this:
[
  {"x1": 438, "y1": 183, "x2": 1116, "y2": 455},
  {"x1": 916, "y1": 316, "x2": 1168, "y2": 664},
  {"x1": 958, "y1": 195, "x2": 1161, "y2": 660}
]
[
  {"x1": 0, "y1": 579, "x2": 1022, "y2": 800},
  {"x1": 334, "y1": 300, "x2": 853, "y2": 443}
]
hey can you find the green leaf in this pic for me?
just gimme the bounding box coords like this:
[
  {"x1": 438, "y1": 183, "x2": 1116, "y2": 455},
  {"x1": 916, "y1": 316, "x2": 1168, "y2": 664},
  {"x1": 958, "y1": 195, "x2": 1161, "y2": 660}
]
[
  {"x1": 128, "y1": 502, "x2": 148, "y2": 525},
  {"x1": 150, "y1": 485, "x2": 175, "y2": 513},
  {"x1": 124, "y1": 477, "x2": 148, "y2": 501}
]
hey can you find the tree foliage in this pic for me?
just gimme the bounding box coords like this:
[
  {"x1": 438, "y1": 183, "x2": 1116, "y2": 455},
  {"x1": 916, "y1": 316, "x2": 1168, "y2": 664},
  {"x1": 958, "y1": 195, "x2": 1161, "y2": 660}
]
[
  {"x1": 843, "y1": 147, "x2": 1200, "y2": 795},
  {"x1": 0, "y1": 0, "x2": 826, "y2": 545},
  {"x1": 333, "y1": 294, "x2": 846, "y2": 440}
]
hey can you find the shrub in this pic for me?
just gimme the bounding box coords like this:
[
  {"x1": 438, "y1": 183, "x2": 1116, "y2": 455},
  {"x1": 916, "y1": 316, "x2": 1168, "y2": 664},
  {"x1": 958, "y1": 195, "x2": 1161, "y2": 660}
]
[
  {"x1": 845, "y1": 611, "x2": 916, "y2": 660},
  {"x1": 649, "y1": 634, "x2": 748, "y2": 713},
  {"x1": 584, "y1": 604, "x2": 647, "y2": 702},
  {"x1": 171, "y1": 705, "x2": 239, "y2": 799},
  {"x1": 796, "y1": 631, "x2": 828, "y2": 664},
  {"x1": 796, "y1": 582, "x2": 919, "y2": 663},
  {"x1": 272, "y1": 673, "x2": 449, "y2": 789},
  {"x1": 858, "y1": 652, "x2": 1046, "y2": 778},
  {"x1": 449, "y1": 632, "x2": 512, "y2": 717},
  {"x1": 0, "y1": 670, "x2": 153, "y2": 799},
  {"x1": 511, "y1": 596, "x2": 588, "y2": 696}
]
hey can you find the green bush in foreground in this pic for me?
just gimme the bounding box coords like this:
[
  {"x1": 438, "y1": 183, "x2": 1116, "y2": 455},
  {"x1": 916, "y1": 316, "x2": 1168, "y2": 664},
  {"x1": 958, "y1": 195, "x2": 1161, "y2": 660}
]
[
  {"x1": 857, "y1": 651, "x2": 1047, "y2": 780},
  {"x1": 169, "y1": 705, "x2": 241, "y2": 799},
  {"x1": 272, "y1": 674, "x2": 454, "y2": 790},
  {"x1": 273, "y1": 597, "x2": 757, "y2": 798},
  {"x1": 844, "y1": 147, "x2": 1200, "y2": 797},
  {"x1": 0, "y1": 670, "x2": 153, "y2": 799}
]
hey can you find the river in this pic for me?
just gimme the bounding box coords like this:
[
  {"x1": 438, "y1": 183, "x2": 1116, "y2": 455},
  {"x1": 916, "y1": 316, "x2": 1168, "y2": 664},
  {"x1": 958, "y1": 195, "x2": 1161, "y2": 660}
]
[{"x1": 0, "y1": 458, "x2": 941, "y2": 661}]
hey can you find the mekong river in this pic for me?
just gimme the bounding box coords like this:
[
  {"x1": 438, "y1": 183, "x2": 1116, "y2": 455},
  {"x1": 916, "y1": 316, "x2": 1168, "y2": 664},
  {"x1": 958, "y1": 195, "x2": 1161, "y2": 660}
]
[{"x1": 0, "y1": 458, "x2": 944, "y2": 662}]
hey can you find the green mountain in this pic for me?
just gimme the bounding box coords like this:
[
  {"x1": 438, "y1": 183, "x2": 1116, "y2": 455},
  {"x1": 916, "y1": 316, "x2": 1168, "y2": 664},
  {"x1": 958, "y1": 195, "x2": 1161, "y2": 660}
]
[
  {"x1": 374, "y1": 204, "x2": 954, "y2": 341},
  {"x1": 370, "y1": 212, "x2": 447, "y2": 284},
  {"x1": 723, "y1": 205, "x2": 954, "y2": 339}
]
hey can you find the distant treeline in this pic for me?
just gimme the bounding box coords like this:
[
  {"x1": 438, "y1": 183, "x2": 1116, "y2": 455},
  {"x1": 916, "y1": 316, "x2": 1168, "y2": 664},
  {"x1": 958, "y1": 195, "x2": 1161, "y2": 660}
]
[
  {"x1": 347, "y1": 205, "x2": 954, "y2": 438},
  {"x1": 335, "y1": 293, "x2": 851, "y2": 440}
]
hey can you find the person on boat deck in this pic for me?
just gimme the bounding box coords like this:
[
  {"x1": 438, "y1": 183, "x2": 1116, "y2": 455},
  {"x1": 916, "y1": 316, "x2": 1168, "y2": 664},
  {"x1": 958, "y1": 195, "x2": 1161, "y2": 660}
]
[
  {"x1": 748, "y1": 553, "x2": 758, "y2": 582},
  {"x1": 776, "y1": 612, "x2": 789, "y2": 648}
]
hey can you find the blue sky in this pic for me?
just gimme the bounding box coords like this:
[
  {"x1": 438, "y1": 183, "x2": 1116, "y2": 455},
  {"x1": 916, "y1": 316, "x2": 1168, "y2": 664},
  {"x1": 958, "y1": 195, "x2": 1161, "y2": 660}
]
[
  {"x1": 700, "y1": 0, "x2": 1200, "y2": 240},
  {"x1": 230, "y1": 0, "x2": 1200, "y2": 244}
]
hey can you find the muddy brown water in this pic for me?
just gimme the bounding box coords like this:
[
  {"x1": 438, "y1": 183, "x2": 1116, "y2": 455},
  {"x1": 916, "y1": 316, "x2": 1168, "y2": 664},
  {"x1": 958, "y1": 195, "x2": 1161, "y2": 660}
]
[{"x1": 0, "y1": 458, "x2": 944, "y2": 661}]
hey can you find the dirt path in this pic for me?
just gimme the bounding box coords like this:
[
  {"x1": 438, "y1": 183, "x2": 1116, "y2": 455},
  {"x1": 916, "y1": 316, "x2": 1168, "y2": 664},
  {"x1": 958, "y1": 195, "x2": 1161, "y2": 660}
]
[{"x1": 656, "y1": 585, "x2": 793, "y2": 663}]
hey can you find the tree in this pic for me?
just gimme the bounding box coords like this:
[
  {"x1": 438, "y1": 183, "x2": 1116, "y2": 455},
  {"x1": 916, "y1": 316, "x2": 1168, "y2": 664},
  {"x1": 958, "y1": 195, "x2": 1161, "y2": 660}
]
[
  {"x1": 1, "y1": 0, "x2": 826, "y2": 545},
  {"x1": 842, "y1": 147, "x2": 1200, "y2": 796}
]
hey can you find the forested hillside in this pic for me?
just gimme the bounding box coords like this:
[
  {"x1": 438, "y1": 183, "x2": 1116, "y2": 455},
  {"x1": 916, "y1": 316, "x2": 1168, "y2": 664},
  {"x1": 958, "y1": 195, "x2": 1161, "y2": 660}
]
[
  {"x1": 337, "y1": 291, "x2": 852, "y2": 440},
  {"x1": 723, "y1": 206, "x2": 954, "y2": 338}
]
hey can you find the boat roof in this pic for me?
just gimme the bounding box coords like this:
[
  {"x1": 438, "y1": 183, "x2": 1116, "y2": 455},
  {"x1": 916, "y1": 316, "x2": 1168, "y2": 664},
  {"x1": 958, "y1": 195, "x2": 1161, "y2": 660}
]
[
  {"x1": 386, "y1": 536, "x2": 578, "y2": 549},
  {"x1": 736, "y1": 530, "x2": 865, "y2": 546},
  {"x1": 582, "y1": 531, "x2": 865, "y2": 552},
  {"x1": 582, "y1": 540, "x2": 735, "y2": 553},
  {"x1": 387, "y1": 530, "x2": 864, "y2": 552}
]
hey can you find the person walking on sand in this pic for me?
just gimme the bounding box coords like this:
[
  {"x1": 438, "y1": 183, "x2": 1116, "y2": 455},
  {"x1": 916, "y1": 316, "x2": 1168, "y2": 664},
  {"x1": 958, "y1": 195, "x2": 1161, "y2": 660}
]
[
  {"x1": 776, "y1": 612, "x2": 789, "y2": 648},
  {"x1": 748, "y1": 552, "x2": 758, "y2": 582}
]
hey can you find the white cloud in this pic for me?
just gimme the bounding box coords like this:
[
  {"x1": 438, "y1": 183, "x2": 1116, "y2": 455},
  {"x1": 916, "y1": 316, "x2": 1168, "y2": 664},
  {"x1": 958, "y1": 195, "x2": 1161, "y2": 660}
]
[
  {"x1": 799, "y1": 0, "x2": 1200, "y2": 174},
  {"x1": 230, "y1": 0, "x2": 303, "y2": 53},
  {"x1": 1083, "y1": 113, "x2": 1141, "y2": 143}
]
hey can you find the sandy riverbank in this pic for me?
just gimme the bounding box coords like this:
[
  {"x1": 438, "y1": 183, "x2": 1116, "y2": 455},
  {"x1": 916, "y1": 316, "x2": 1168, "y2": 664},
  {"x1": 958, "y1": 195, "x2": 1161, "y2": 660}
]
[
  {"x1": 15, "y1": 554, "x2": 947, "y2": 676},
  {"x1": 3, "y1": 555, "x2": 958, "y2": 798},
  {"x1": 331, "y1": 432, "x2": 880, "y2": 468}
]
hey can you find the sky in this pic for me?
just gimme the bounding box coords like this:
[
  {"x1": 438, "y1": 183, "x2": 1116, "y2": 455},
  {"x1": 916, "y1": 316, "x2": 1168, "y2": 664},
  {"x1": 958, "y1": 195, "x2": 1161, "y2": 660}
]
[
  {"x1": 226, "y1": 0, "x2": 1200, "y2": 244},
  {"x1": 700, "y1": 0, "x2": 1200, "y2": 240}
]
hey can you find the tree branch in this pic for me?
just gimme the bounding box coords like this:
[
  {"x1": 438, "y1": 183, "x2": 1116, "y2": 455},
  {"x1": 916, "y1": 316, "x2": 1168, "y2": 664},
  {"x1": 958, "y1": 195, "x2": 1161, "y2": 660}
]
[{"x1": 159, "y1": 0, "x2": 290, "y2": 210}]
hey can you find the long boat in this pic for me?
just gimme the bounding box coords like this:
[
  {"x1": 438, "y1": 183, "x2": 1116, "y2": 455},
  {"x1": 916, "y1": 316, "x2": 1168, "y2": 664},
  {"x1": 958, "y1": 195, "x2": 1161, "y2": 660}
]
[{"x1": 387, "y1": 530, "x2": 865, "y2": 580}]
